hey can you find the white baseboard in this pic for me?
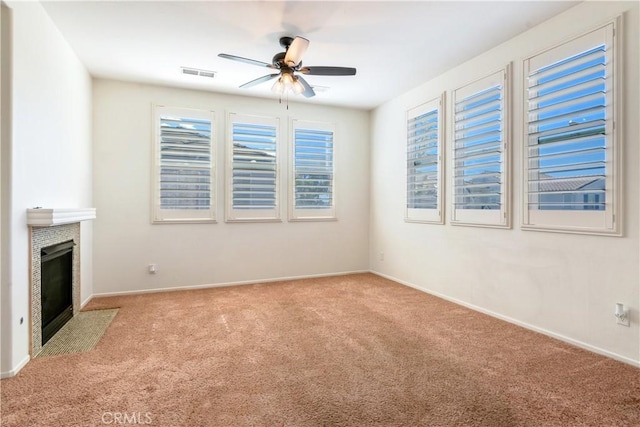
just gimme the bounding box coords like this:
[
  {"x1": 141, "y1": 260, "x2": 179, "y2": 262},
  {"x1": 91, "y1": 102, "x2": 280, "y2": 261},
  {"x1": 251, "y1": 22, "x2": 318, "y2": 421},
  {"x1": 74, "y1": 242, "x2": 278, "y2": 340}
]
[
  {"x1": 0, "y1": 354, "x2": 30, "y2": 379},
  {"x1": 81, "y1": 294, "x2": 93, "y2": 309},
  {"x1": 371, "y1": 270, "x2": 640, "y2": 369},
  {"x1": 91, "y1": 270, "x2": 370, "y2": 298}
]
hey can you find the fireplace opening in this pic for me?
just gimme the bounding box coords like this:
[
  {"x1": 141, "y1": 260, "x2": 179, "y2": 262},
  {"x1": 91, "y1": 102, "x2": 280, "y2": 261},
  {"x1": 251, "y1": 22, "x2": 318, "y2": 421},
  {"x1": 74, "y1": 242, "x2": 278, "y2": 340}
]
[{"x1": 41, "y1": 240, "x2": 75, "y2": 345}]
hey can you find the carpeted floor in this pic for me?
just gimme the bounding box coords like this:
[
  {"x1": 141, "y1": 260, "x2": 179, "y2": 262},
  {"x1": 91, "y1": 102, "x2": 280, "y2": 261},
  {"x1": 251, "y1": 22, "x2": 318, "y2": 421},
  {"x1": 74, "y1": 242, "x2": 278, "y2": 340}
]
[{"x1": 1, "y1": 273, "x2": 639, "y2": 426}]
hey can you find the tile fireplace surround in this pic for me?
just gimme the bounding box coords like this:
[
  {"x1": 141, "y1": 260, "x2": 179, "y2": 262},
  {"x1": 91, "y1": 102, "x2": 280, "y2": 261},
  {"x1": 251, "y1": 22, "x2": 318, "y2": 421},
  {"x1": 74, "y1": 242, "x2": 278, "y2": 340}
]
[{"x1": 27, "y1": 208, "x2": 95, "y2": 356}]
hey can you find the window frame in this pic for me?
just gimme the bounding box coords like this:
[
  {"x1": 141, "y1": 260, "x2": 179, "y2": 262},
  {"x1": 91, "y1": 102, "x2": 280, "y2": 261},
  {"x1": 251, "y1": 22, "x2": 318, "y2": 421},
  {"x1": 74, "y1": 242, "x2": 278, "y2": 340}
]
[
  {"x1": 225, "y1": 112, "x2": 281, "y2": 223},
  {"x1": 450, "y1": 66, "x2": 511, "y2": 229},
  {"x1": 405, "y1": 94, "x2": 445, "y2": 224},
  {"x1": 289, "y1": 119, "x2": 337, "y2": 221},
  {"x1": 151, "y1": 105, "x2": 216, "y2": 224},
  {"x1": 521, "y1": 19, "x2": 621, "y2": 236}
]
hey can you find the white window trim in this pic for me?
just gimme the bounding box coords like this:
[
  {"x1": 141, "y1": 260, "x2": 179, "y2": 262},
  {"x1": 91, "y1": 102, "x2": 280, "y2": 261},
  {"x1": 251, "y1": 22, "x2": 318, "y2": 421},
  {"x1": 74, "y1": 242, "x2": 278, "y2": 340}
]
[
  {"x1": 521, "y1": 18, "x2": 621, "y2": 236},
  {"x1": 405, "y1": 93, "x2": 445, "y2": 224},
  {"x1": 225, "y1": 112, "x2": 282, "y2": 223},
  {"x1": 151, "y1": 105, "x2": 216, "y2": 224},
  {"x1": 289, "y1": 119, "x2": 337, "y2": 222},
  {"x1": 450, "y1": 65, "x2": 511, "y2": 229}
]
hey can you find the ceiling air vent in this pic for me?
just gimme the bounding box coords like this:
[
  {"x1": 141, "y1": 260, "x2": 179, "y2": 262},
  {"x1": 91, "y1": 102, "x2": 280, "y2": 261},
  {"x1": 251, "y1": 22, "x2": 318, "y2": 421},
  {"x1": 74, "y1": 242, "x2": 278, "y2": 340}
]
[{"x1": 181, "y1": 67, "x2": 216, "y2": 79}]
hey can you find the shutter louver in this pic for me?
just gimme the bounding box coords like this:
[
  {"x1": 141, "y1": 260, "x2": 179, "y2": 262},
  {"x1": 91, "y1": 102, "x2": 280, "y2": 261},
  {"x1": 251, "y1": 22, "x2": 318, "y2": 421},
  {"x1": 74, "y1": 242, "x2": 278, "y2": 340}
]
[
  {"x1": 159, "y1": 116, "x2": 212, "y2": 210},
  {"x1": 454, "y1": 85, "x2": 503, "y2": 210},
  {"x1": 294, "y1": 128, "x2": 333, "y2": 209},
  {"x1": 527, "y1": 45, "x2": 606, "y2": 211},
  {"x1": 407, "y1": 109, "x2": 439, "y2": 210},
  {"x1": 227, "y1": 114, "x2": 280, "y2": 222},
  {"x1": 232, "y1": 122, "x2": 277, "y2": 209},
  {"x1": 405, "y1": 95, "x2": 444, "y2": 223}
]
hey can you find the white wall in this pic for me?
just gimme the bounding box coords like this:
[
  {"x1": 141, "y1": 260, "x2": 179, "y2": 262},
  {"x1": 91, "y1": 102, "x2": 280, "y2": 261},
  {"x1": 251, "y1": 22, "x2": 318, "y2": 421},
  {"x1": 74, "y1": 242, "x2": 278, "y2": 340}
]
[
  {"x1": 92, "y1": 79, "x2": 369, "y2": 295},
  {"x1": 370, "y1": 1, "x2": 640, "y2": 365},
  {"x1": 0, "y1": 1, "x2": 93, "y2": 377},
  {"x1": 0, "y1": 1, "x2": 12, "y2": 375}
]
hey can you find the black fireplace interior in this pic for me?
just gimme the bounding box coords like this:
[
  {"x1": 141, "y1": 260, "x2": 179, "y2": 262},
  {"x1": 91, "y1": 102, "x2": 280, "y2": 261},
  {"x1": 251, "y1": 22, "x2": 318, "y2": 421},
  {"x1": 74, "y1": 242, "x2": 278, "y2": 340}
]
[{"x1": 41, "y1": 240, "x2": 75, "y2": 345}]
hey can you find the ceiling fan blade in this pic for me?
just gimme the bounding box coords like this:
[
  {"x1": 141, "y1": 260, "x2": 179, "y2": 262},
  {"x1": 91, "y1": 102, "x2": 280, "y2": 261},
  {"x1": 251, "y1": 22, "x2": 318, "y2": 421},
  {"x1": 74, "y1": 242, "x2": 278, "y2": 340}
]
[
  {"x1": 284, "y1": 36, "x2": 309, "y2": 67},
  {"x1": 239, "y1": 73, "x2": 280, "y2": 88},
  {"x1": 296, "y1": 76, "x2": 316, "y2": 98},
  {"x1": 299, "y1": 66, "x2": 356, "y2": 76},
  {"x1": 218, "y1": 53, "x2": 276, "y2": 69}
]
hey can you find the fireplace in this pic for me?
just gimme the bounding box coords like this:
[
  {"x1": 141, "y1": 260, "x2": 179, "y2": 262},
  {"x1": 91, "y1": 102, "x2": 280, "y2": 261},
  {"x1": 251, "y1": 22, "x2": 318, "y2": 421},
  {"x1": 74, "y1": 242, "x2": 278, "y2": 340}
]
[
  {"x1": 40, "y1": 240, "x2": 75, "y2": 345},
  {"x1": 30, "y1": 222, "x2": 82, "y2": 356},
  {"x1": 27, "y1": 208, "x2": 96, "y2": 357}
]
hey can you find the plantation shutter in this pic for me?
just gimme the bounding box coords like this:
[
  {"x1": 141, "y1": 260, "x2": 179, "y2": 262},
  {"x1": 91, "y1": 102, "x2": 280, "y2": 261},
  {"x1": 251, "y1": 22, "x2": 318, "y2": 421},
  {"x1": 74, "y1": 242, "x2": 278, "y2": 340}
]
[
  {"x1": 406, "y1": 95, "x2": 444, "y2": 223},
  {"x1": 290, "y1": 120, "x2": 336, "y2": 220},
  {"x1": 153, "y1": 106, "x2": 215, "y2": 223},
  {"x1": 227, "y1": 113, "x2": 280, "y2": 221},
  {"x1": 523, "y1": 22, "x2": 618, "y2": 234},
  {"x1": 451, "y1": 68, "x2": 509, "y2": 227}
]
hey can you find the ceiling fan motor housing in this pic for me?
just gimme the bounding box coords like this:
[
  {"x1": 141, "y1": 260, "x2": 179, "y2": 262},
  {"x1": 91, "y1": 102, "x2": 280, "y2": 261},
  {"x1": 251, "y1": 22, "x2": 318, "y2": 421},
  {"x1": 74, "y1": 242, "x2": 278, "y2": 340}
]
[{"x1": 272, "y1": 52, "x2": 286, "y2": 67}]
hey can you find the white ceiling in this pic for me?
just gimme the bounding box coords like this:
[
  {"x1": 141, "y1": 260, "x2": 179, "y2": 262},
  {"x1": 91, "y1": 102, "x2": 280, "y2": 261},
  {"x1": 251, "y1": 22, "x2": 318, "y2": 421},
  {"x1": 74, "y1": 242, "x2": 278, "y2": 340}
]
[{"x1": 41, "y1": 0, "x2": 580, "y2": 110}]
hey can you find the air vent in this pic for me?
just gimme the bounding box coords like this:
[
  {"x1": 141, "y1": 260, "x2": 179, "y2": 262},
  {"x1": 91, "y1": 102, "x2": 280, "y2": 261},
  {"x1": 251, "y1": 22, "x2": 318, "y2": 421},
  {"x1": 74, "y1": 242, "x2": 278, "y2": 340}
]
[{"x1": 181, "y1": 67, "x2": 216, "y2": 79}]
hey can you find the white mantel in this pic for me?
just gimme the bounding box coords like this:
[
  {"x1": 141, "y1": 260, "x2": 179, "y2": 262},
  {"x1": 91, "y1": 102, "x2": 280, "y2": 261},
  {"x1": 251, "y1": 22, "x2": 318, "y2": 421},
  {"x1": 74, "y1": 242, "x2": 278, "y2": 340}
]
[{"x1": 27, "y1": 208, "x2": 96, "y2": 227}]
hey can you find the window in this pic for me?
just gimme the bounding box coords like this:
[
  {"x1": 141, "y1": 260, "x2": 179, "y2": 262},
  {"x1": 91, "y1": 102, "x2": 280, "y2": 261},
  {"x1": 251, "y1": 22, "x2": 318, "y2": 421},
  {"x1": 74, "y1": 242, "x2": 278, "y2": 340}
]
[
  {"x1": 289, "y1": 120, "x2": 336, "y2": 221},
  {"x1": 152, "y1": 106, "x2": 215, "y2": 223},
  {"x1": 451, "y1": 68, "x2": 510, "y2": 228},
  {"x1": 226, "y1": 113, "x2": 280, "y2": 222},
  {"x1": 406, "y1": 95, "x2": 444, "y2": 223},
  {"x1": 523, "y1": 21, "x2": 620, "y2": 235}
]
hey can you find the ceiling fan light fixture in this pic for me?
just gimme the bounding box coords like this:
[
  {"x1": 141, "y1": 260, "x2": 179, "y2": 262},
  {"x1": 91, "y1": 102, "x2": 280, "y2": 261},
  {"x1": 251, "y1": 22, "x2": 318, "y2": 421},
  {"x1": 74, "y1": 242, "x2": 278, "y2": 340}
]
[
  {"x1": 271, "y1": 78, "x2": 285, "y2": 95},
  {"x1": 271, "y1": 72, "x2": 304, "y2": 95},
  {"x1": 281, "y1": 72, "x2": 294, "y2": 85},
  {"x1": 292, "y1": 77, "x2": 304, "y2": 95}
]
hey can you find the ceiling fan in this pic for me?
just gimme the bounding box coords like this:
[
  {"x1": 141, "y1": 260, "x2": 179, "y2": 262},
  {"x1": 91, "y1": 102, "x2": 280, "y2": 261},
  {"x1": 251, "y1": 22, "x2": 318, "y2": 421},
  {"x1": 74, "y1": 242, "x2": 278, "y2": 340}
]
[{"x1": 218, "y1": 36, "x2": 356, "y2": 98}]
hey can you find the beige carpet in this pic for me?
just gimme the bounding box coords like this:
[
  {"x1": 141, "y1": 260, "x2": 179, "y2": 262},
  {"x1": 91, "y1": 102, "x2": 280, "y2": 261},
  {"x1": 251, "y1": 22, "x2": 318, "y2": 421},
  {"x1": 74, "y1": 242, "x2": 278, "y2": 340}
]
[
  {"x1": 1, "y1": 273, "x2": 639, "y2": 426},
  {"x1": 37, "y1": 309, "x2": 119, "y2": 357}
]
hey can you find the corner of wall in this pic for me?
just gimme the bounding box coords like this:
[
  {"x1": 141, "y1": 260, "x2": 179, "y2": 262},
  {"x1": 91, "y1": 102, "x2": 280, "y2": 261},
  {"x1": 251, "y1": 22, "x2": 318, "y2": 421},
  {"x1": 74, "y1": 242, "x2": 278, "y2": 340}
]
[{"x1": 0, "y1": 0, "x2": 14, "y2": 376}]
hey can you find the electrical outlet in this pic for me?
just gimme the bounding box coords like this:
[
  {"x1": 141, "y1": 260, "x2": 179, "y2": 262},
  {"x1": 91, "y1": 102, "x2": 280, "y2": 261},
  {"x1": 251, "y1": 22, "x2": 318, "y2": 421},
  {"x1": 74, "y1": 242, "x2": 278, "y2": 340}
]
[
  {"x1": 617, "y1": 314, "x2": 630, "y2": 327},
  {"x1": 617, "y1": 316, "x2": 630, "y2": 327},
  {"x1": 615, "y1": 303, "x2": 630, "y2": 326},
  {"x1": 148, "y1": 264, "x2": 157, "y2": 274},
  {"x1": 379, "y1": 252, "x2": 384, "y2": 261}
]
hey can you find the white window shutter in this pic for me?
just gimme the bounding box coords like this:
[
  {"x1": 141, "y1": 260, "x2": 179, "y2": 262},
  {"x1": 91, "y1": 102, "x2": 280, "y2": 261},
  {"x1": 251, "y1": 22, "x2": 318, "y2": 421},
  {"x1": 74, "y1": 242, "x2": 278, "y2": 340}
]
[
  {"x1": 406, "y1": 94, "x2": 444, "y2": 224},
  {"x1": 451, "y1": 67, "x2": 510, "y2": 228},
  {"x1": 290, "y1": 120, "x2": 336, "y2": 221},
  {"x1": 523, "y1": 20, "x2": 620, "y2": 235},
  {"x1": 226, "y1": 113, "x2": 281, "y2": 222},
  {"x1": 152, "y1": 106, "x2": 215, "y2": 223}
]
